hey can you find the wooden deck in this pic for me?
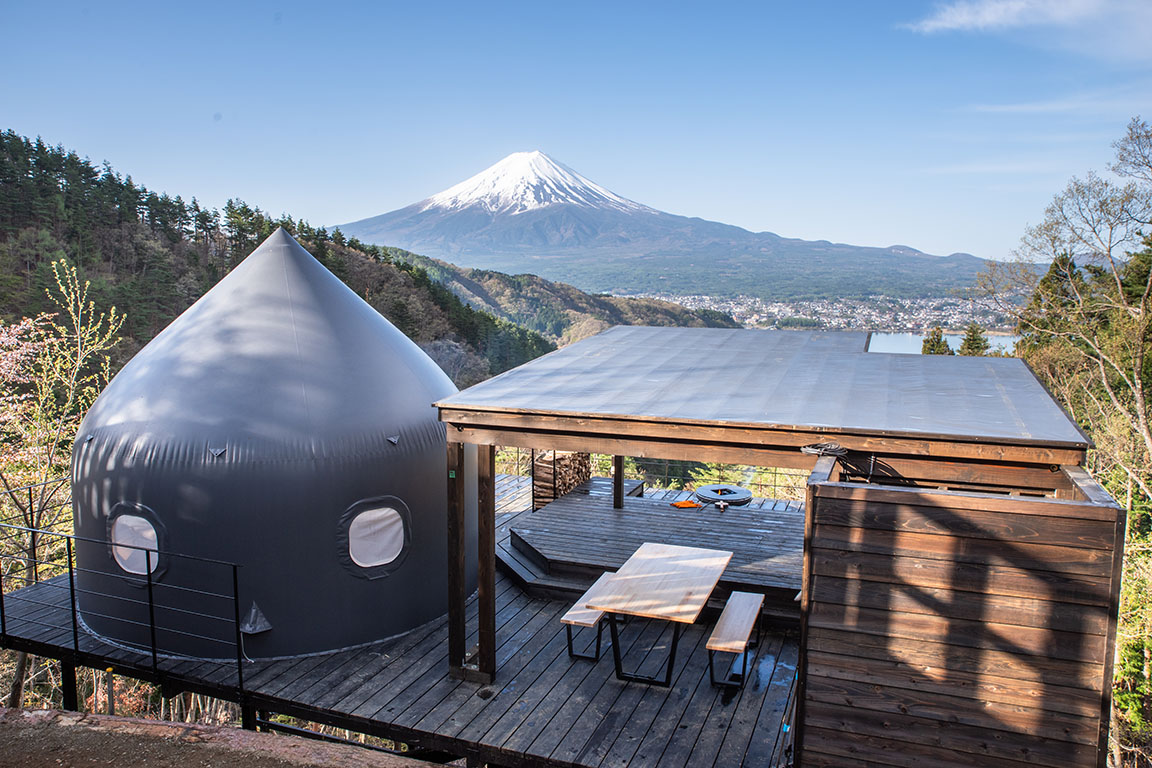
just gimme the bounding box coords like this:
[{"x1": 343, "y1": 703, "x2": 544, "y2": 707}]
[
  {"x1": 497, "y1": 475, "x2": 804, "y2": 616},
  {"x1": 0, "y1": 475, "x2": 799, "y2": 767}
]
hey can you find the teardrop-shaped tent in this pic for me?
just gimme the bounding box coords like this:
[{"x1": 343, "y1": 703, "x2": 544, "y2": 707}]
[{"x1": 72, "y1": 228, "x2": 478, "y2": 658}]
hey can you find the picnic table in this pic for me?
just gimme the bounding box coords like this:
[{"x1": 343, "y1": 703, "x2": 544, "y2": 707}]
[{"x1": 587, "y1": 542, "x2": 733, "y2": 686}]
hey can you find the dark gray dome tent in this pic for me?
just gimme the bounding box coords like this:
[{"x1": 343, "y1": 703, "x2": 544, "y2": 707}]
[{"x1": 71, "y1": 228, "x2": 477, "y2": 658}]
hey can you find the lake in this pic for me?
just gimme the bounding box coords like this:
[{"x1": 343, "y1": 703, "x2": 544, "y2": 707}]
[{"x1": 867, "y1": 331, "x2": 1019, "y2": 355}]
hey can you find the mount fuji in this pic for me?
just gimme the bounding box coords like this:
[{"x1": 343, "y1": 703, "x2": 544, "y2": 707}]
[{"x1": 338, "y1": 151, "x2": 985, "y2": 299}]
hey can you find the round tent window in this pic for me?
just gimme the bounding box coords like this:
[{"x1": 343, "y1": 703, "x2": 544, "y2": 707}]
[
  {"x1": 348, "y1": 506, "x2": 406, "y2": 568},
  {"x1": 110, "y1": 514, "x2": 159, "y2": 575}
]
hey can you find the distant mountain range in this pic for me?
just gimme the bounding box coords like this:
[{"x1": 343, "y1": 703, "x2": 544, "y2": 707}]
[{"x1": 339, "y1": 151, "x2": 986, "y2": 300}]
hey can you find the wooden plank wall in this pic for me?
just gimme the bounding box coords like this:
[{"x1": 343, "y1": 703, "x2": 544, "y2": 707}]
[{"x1": 800, "y1": 478, "x2": 1123, "y2": 768}]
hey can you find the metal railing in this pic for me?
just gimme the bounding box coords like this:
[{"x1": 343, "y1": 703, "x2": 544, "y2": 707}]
[
  {"x1": 497, "y1": 447, "x2": 806, "y2": 500},
  {"x1": 0, "y1": 492, "x2": 246, "y2": 691}
]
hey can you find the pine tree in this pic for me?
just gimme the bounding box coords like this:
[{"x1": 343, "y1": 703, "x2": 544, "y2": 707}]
[
  {"x1": 921, "y1": 326, "x2": 954, "y2": 355},
  {"x1": 958, "y1": 322, "x2": 990, "y2": 356}
]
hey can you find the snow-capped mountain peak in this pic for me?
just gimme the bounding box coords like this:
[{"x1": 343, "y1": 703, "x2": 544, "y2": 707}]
[{"x1": 421, "y1": 150, "x2": 651, "y2": 216}]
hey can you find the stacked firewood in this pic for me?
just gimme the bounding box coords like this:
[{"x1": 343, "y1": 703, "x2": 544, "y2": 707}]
[{"x1": 531, "y1": 450, "x2": 591, "y2": 510}]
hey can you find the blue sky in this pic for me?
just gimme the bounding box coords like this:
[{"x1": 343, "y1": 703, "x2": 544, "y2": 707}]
[{"x1": 2, "y1": 0, "x2": 1149, "y2": 261}]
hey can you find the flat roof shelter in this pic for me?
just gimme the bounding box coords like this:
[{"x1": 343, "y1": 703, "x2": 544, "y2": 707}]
[{"x1": 437, "y1": 327, "x2": 1123, "y2": 768}]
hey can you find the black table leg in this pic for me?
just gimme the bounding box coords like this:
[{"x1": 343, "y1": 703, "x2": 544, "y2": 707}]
[{"x1": 607, "y1": 613, "x2": 682, "y2": 687}]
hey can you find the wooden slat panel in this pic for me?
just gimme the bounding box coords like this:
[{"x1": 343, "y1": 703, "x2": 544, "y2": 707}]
[
  {"x1": 816, "y1": 496, "x2": 1115, "y2": 550},
  {"x1": 1096, "y1": 493, "x2": 1128, "y2": 768},
  {"x1": 801, "y1": 748, "x2": 876, "y2": 768},
  {"x1": 806, "y1": 651, "x2": 1102, "y2": 718},
  {"x1": 803, "y1": 725, "x2": 1042, "y2": 768},
  {"x1": 807, "y1": 627, "x2": 1103, "y2": 689},
  {"x1": 812, "y1": 575, "x2": 1110, "y2": 635},
  {"x1": 812, "y1": 548, "x2": 1111, "y2": 606},
  {"x1": 806, "y1": 702, "x2": 1096, "y2": 767},
  {"x1": 806, "y1": 675, "x2": 1097, "y2": 744},
  {"x1": 802, "y1": 476, "x2": 1121, "y2": 768},
  {"x1": 813, "y1": 524, "x2": 1113, "y2": 577},
  {"x1": 809, "y1": 602, "x2": 1106, "y2": 664},
  {"x1": 817, "y1": 482, "x2": 1117, "y2": 521}
]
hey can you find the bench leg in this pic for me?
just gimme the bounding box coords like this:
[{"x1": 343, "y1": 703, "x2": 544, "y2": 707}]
[
  {"x1": 709, "y1": 646, "x2": 752, "y2": 689},
  {"x1": 608, "y1": 614, "x2": 681, "y2": 687},
  {"x1": 749, "y1": 607, "x2": 763, "y2": 649},
  {"x1": 566, "y1": 622, "x2": 604, "y2": 661}
]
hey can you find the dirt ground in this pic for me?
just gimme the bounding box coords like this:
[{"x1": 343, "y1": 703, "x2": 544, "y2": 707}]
[{"x1": 0, "y1": 707, "x2": 438, "y2": 768}]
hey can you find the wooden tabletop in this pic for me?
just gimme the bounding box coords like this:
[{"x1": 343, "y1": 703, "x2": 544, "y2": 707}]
[{"x1": 586, "y1": 542, "x2": 733, "y2": 624}]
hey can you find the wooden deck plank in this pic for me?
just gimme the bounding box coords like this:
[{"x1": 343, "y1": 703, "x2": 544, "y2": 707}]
[
  {"x1": 498, "y1": 611, "x2": 659, "y2": 756},
  {"x1": 1, "y1": 481, "x2": 797, "y2": 768},
  {"x1": 729, "y1": 635, "x2": 799, "y2": 768},
  {"x1": 644, "y1": 630, "x2": 730, "y2": 768},
  {"x1": 349, "y1": 592, "x2": 528, "y2": 721},
  {"x1": 309, "y1": 618, "x2": 450, "y2": 711},
  {"x1": 553, "y1": 619, "x2": 694, "y2": 764},
  {"x1": 276, "y1": 647, "x2": 364, "y2": 703},
  {"x1": 530, "y1": 618, "x2": 670, "y2": 760},
  {"x1": 427, "y1": 601, "x2": 568, "y2": 738},
  {"x1": 328, "y1": 576, "x2": 518, "y2": 717},
  {"x1": 452, "y1": 621, "x2": 570, "y2": 744},
  {"x1": 388, "y1": 595, "x2": 550, "y2": 730},
  {"x1": 472, "y1": 624, "x2": 590, "y2": 750},
  {"x1": 577, "y1": 627, "x2": 710, "y2": 768},
  {"x1": 612, "y1": 624, "x2": 718, "y2": 768},
  {"x1": 686, "y1": 633, "x2": 786, "y2": 768},
  {"x1": 357, "y1": 588, "x2": 537, "y2": 722}
]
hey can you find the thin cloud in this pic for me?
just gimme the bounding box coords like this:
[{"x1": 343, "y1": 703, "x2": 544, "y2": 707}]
[
  {"x1": 907, "y1": 0, "x2": 1100, "y2": 33},
  {"x1": 905, "y1": 0, "x2": 1152, "y2": 63}
]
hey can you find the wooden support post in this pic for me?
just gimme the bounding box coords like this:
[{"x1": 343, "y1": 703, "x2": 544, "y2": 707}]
[
  {"x1": 60, "y1": 660, "x2": 77, "y2": 712},
  {"x1": 105, "y1": 668, "x2": 115, "y2": 715},
  {"x1": 447, "y1": 441, "x2": 467, "y2": 676},
  {"x1": 240, "y1": 701, "x2": 257, "y2": 731},
  {"x1": 613, "y1": 455, "x2": 624, "y2": 509},
  {"x1": 476, "y1": 443, "x2": 497, "y2": 683}
]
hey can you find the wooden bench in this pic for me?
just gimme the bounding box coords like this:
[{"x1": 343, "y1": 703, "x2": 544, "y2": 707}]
[
  {"x1": 707, "y1": 591, "x2": 765, "y2": 688},
  {"x1": 561, "y1": 572, "x2": 615, "y2": 660}
]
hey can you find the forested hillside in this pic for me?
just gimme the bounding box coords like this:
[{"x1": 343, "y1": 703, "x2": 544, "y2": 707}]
[
  {"x1": 0, "y1": 131, "x2": 556, "y2": 386},
  {"x1": 398, "y1": 251, "x2": 739, "y2": 344}
]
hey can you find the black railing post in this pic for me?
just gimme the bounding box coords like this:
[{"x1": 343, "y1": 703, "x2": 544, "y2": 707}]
[
  {"x1": 0, "y1": 549, "x2": 6, "y2": 640},
  {"x1": 145, "y1": 550, "x2": 158, "y2": 673},
  {"x1": 29, "y1": 528, "x2": 38, "y2": 584},
  {"x1": 28, "y1": 487, "x2": 38, "y2": 584},
  {"x1": 232, "y1": 564, "x2": 244, "y2": 691},
  {"x1": 67, "y1": 537, "x2": 79, "y2": 653}
]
